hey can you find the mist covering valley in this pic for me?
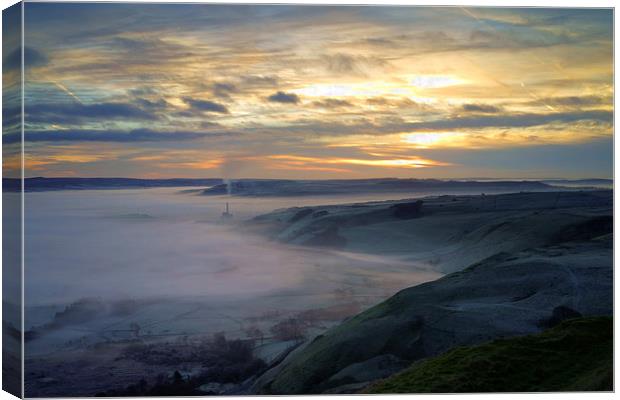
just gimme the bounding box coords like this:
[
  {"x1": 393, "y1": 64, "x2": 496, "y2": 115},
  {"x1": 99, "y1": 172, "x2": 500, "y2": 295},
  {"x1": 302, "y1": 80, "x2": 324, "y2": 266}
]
[
  {"x1": 24, "y1": 186, "x2": 451, "y2": 306},
  {"x1": 17, "y1": 181, "x2": 613, "y2": 396},
  {"x1": 21, "y1": 184, "x2": 447, "y2": 395}
]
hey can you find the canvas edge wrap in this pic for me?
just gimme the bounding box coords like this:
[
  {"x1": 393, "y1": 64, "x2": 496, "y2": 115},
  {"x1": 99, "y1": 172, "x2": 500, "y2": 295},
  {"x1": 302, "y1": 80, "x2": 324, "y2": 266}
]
[{"x1": 2, "y1": 1, "x2": 24, "y2": 398}]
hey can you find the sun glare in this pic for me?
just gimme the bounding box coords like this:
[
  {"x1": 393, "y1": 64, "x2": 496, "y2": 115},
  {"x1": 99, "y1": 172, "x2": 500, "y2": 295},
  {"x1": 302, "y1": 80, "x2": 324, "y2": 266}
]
[{"x1": 402, "y1": 132, "x2": 454, "y2": 148}]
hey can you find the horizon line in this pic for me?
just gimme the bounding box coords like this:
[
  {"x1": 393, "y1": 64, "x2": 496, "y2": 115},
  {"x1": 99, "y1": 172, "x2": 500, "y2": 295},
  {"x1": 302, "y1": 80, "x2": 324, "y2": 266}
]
[{"x1": 7, "y1": 176, "x2": 613, "y2": 181}]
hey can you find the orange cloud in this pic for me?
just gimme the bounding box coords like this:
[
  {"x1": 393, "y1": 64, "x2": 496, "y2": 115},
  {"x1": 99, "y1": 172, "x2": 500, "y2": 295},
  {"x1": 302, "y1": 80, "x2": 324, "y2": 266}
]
[
  {"x1": 156, "y1": 159, "x2": 223, "y2": 170},
  {"x1": 267, "y1": 154, "x2": 450, "y2": 169}
]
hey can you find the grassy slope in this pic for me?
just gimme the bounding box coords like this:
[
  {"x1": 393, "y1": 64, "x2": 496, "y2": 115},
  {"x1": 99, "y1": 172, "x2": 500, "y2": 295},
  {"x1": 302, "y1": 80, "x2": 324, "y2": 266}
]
[{"x1": 368, "y1": 317, "x2": 613, "y2": 393}]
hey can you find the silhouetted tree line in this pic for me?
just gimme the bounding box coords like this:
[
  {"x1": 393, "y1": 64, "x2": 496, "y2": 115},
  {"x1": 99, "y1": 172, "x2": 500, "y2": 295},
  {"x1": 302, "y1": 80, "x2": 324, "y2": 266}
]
[{"x1": 97, "y1": 334, "x2": 266, "y2": 396}]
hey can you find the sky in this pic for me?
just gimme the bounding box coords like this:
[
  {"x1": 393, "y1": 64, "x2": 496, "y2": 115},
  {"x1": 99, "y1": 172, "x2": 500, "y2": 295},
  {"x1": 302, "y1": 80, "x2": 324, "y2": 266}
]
[{"x1": 2, "y1": 4, "x2": 614, "y2": 179}]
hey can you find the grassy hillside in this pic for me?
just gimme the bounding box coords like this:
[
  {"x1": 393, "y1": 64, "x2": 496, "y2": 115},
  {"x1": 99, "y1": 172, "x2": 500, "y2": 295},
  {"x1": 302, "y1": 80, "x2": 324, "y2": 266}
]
[
  {"x1": 368, "y1": 317, "x2": 612, "y2": 393},
  {"x1": 252, "y1": 238, "x2": 612, "y2": 394}
]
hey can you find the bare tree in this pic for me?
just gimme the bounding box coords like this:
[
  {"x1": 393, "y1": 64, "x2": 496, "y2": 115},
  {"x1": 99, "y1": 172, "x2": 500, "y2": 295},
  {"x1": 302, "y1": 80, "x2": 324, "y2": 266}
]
[{"x1": 270, "y1": 318, "x2": 307, "y2": 342}]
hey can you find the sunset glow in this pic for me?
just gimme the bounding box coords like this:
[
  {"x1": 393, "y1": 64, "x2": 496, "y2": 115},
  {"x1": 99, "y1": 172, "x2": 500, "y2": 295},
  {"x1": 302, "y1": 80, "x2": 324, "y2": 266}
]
[{"x1": 2, "y1": 4, "x2": 612, "y2": 179}]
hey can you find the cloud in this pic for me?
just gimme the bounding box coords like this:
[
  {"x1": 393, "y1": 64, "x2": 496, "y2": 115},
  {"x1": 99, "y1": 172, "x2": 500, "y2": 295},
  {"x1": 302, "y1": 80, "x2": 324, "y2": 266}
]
[
  {"x1": 13, "y1": 5, "x2": 614, "y2": 179},
  {"x1": 312, "y1": 98, "x2": 353, "y2": 109},
  {"x1": 129, "y1": 87, "x2": 160, "y2": 97},
  {"x1": 356, "y1": 24, "x2": 580, "y2": 58},
  {"x1": 182, "y1": 97, "x2": 229, "y2": 113},
  {"x1": 322, "y1": 53, "x2": 388, "y2": 75},
  {"x1": 467, "y1": 29, "x2": 573, "y2": 50},
  {"x1": 366, "y1": 97, "x2": 425, "y2": 109},
  {"x1": 5, "y1": 128, "x2": 207, "y2": 144},
  {"x1": 460, "y1": 103, "x2": 502, "y2": 113},
  {"x1": 200, "y1": 121, "x2": 221, "y2": 129},
  {"x1": 3, "y1": 46, "x2": 49, "y2": 70},
  {"x1": 211, "y1": 82, "x2": 238, "y2": 99},
  {"x1": 109, "y1": 36, "x2": 196, "y2": 62},
  {"x1": 240, "y1": 75, "x2": 278, "y2": 87},
  {"x1": 535, "y1": 95, "x2": 610, "y2": 108},
  {"x1": 24, "y1": 102, "x2": 157, "y2": 124},
  {"x1": 262, "y1": 110, "x2": 612, "y2": 138},
  {"x1": 266, "y1": 154, "x2": 450, "y2": 169},
  {"x1": 267, "y1": 91, "x2": 300, "y2": 104},
  {"x1": 134, "y1": 98, "x2": 169, "y2": 110},
  {"x1": 403, "y1": 110, "x2": 612, "y2": 131}
]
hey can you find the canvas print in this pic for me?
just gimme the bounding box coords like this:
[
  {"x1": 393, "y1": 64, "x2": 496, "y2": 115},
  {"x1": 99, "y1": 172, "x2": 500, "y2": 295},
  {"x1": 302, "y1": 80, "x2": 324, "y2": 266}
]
[{"x1": 2, "y1": 2, "x2": 614, "y2": 397}]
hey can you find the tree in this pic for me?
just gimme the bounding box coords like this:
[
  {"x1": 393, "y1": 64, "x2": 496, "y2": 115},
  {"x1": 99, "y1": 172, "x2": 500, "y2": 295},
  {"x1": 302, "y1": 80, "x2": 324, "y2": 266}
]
[
  {"x1": 270, "y1": 318, "x2": 306, "y2": 341},
  {"x1": 129, "y1": 322, "x2": 141, "y2": 338},
  {"x1": 244, "y1": 325, "x2": 264, "y2": 345},
  {"x1": 172, "y1": 371, "x2": 184, "y2": 385}
]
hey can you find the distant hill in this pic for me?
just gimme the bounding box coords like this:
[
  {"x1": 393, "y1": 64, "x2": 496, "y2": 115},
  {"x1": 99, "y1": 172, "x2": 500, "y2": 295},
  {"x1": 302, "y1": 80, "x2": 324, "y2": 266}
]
[
  {"x1": 542, "y1": 179, "x2": 612, "y2": 188},
  {"x1": 5, "y1": 177, "x2": 610, "y2": 194},
  {"x1": 3, "y1": 177, "x2": 223, "y2": 192},
  {"x1": 201, "y1": 178, "x2": 554, "y2": 197}
]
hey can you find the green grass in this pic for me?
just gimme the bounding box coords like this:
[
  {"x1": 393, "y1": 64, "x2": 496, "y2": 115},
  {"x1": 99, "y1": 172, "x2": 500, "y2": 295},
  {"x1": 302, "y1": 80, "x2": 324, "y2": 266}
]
[{"x1": 368, "y1": 317, "x2": 613, "y2": 393}]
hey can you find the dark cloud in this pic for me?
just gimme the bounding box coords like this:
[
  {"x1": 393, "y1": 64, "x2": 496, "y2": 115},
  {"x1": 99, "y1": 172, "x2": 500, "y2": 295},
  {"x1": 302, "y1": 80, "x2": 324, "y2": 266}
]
[
  {"x1": 135, "y1": 98, "x2": 169, "y2": 110},
  {"x1": 112, "y1": 37, "x2": 158, "y2": 51},
  {"x1": 172, "y1": 110, "x2": 197, "y2": 118},
  {"x1": 2, "y1": 113, "x2": 21, "y2": 130},
  {"x1": 211, "y1": 82, "x2": 238, "y2": 99},
  {"x1": 4, "y1": 46, "x2": 49, "y2": 70},
  {"x1": 264, "y1": 110, "x2": 612, "y2": 137},
  {"x1": 460, "y1": 103, "x2": 502, "y2": 113},
  {"x1": 267, "y1": 91, "x2": 300, "y2": 104},
  {"x1": 182, "y1": 97, "x2": 229, "y2": 113},
  {"x1": 2, "y1": 100, "x2": 22, "y2": 129},
  {"x1": 402, "y1": 110, "x2": 613, "y2": 131},
  {"x1": 6, "y1": 128, "x2": 206, "y2": 144},
  {"x1": 200, "y1": 121, "x2": 221, "y2": 129},
  {"x1": 24, "y1": 102, "x2": 157, "y2": 124},
  {"x1": 312, "y1": 98, "x2": 353, "y2": 109}
]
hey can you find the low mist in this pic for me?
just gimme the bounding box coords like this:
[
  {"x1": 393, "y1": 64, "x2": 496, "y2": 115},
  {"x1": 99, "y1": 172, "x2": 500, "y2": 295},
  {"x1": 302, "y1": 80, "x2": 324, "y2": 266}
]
[{"x1": 23, "y1": 188, "x2": 441, "y2": 340}]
